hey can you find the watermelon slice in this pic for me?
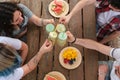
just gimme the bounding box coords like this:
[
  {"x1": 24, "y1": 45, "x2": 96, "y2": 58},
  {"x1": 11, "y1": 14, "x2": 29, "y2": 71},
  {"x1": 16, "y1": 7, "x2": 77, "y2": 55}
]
[
  {"x1": 52, "y1": 0, "x2": 64, "y2": 15},
  {"x1": 46, "y1": 75, "x2": 57, "y2": 80},
  {"x1": 53, "y1": 6, "x2": 62, "y2": 14},
  {"x1": 54, "y1": 0, "x2": 63, "y2": 7}
]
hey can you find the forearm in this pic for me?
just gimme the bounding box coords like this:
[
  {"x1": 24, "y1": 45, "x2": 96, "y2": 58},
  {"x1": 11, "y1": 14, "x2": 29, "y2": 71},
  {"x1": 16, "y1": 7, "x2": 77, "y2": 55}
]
[
  {"x1": 29, "y1": 15, "x2": 43, "y2": 26},
  {"x1": 74, "y1": 38, "x2": 112, "y2": 56},
  {"x1": 15, "y1": 30, "x2": 27, "y2": 38},
  {"x1": 100, "y1": 31, "x2": 120, "y2": 44},
  {"x1": 22, "y1": 51, "x2": 43, "y2": 76},
  {"x1": 69, "y1": 0, "x2": 95, "y2": 18},
  {"x1": 27, "y1": 51, "x2": 43, "y2": 70}
]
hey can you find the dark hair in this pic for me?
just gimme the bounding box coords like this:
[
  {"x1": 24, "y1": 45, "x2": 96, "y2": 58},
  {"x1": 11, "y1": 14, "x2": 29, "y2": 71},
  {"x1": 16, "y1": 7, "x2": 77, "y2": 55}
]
[
  {"x1": 109, "y1": 0, "x2": 120, "y2": 9},
  {"x1": 0, "y1": 43, "x2": 22, "y2": 76},
  {"x1": 0, "y1": 2, "x2": 23, "y2": 37}
]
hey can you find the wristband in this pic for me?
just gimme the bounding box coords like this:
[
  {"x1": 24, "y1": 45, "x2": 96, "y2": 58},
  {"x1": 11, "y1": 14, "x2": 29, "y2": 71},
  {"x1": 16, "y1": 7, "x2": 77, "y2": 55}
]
[{"x1": 71, "y1": 37, "x2": 76, "y2": 44}]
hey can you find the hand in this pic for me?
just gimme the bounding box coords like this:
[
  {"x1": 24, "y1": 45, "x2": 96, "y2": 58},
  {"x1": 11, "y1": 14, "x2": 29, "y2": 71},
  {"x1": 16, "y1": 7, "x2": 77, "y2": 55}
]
[
  {"x1": 39, "y1": 39, "x2": 53, "y2": 54},
  {"x1": 66, "y1": 31, "x2": 75, "y2": 43},
  {"x1": 59, "y1": 14, "x2": 71, "y2": 24},
  {"x1": 98, "y1": 64, "x2": 108, "y2": 80},
  {"x1": 115, "y1": 66, "x2": 120, "y2": 78},
  {"x1": 43, "y1": 19, "x2": 55, "y2": 25}
]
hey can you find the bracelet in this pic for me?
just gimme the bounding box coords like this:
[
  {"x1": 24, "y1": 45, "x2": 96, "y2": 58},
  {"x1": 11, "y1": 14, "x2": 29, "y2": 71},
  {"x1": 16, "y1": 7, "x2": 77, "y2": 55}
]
[{"x1": 71, "y1": 37, "x2": 76, "y2": 44}]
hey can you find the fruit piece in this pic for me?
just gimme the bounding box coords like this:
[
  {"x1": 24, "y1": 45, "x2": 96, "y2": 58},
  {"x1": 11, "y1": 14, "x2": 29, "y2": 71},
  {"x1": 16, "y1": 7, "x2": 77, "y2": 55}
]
[
  {"x1": 62, "y1": 48, "x2": 78, "y2": 65},
  {"x1": 46, "y1": 75, "x2": 57, "y2": 80},
  {"x1": 54, "y1": 0, "x2": 63, "y2": 7},
  {"x1": 52, "y1": 0, "x2": 64, "y2": 15},
  {"x1": 64, "y1": 58, "x2": 69, "y2": 64},
  {"x1": 53, "y1": 6, "x2": 62, "y2": 15},
  {"x1": 69, "y1": 59, "x2": 74, "y2": 65}
]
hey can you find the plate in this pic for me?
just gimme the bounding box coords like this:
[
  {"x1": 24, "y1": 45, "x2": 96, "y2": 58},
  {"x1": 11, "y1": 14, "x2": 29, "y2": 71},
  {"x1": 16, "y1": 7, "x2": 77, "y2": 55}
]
[
  {"x1": 59, "y1": 47, "x2": 82, "y2": 69},
  {"x1": 44, "y1": 71, "x2": 66, "y2": 80},
  {"x1": 48, "y1": 0, "x2": 69, "y2": 18}
]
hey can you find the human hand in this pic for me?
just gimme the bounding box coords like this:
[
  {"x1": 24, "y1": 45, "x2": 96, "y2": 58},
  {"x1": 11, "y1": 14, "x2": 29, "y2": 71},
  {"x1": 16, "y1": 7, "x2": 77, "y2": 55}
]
[
  {"x1": 39, "y1": 39, "x2": 53, "y2": 54},
  {"x1": 115, "y1": 66, "x2": 120, "y2": 78},
  {"x1": 59, "y1": 14, "x2": 71, "y2": 24},
  {"x1": 66, "y1": 31, "x2": 75, "y2": 43},
  {"x1": 98, "y1": 64, "x2": 108, "y2": 77},
  {"x1": 43, "y1": 19, "x2": 55, "y2": 25}
]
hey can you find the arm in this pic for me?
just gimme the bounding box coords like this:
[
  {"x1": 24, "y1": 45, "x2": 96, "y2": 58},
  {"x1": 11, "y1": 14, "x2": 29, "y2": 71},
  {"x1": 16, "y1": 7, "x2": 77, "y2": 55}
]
[
  {"x1": 59, "y1": 0, "x2": 96, "y2": 24},
  {"x1": 74, "y1": 38, "x2": 112, "y2": 56},
  {"x1": 18, "y1": 4, "x2": 54, "y2": 26},
  {"x1": 100, "y1": 31, "x2": 120, "y2": 44},
  {"x1": 29, "y1": 15, "x2": 54, "y2": 26},
  {"x1": 15, "y1": 27, "x2": 27, "y2": 38},
  {"x1": 68, "y1": 0, "x2": 96, "y2": 19},
  {"x1": 21, "y1": 40, "x2": 53, "y2": 77},
  {"x1": 66, "y1": 31, "x2": 112, "y2": 56},
  {"x1": 19, "y1": 42, "x2": 28, "y2": 64},
  {"x1": 0, "y1": 36, "x2": 28, "y2": 64}
]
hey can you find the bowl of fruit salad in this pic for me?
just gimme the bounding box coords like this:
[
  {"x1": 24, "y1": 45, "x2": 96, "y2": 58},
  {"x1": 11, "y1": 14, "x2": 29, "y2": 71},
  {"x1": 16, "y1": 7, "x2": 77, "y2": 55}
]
[
  {"x1": 48, "y1": 0, "x2": 69, "y2": 18},
  {"x1": 59, "y1": 47, "x2": 82, "y2": 69},
  {"x1": 43, "y1": 71, "x2": 66, "y2": 80}
]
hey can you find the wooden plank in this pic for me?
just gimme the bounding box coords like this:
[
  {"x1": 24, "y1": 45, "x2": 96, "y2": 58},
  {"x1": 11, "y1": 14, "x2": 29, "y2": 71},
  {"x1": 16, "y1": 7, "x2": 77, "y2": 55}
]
[
  {"x1": 83, "y1": 4, "x2": 98, "y2": 80},
  {"x1": 22, "y1": 24, "x2": 40, "y2": 80},
  {"x1": 20, "y1": 0, "x2": 41, "y2": 80},
  {"x1": 38, "y1": 0, "x2": 54, "y2": 80},
  {"x1": 68, "y1": 0, "x2": 84, "y2": 80},
  {"x1": 53, "y1": 0, "x2": 70, "y2": 79}
]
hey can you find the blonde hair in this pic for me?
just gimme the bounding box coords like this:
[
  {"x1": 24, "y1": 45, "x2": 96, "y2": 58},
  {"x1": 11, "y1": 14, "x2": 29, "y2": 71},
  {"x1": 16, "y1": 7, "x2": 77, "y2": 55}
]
[{"x1": 0, "y1": 43, "x2": 22, "y2": 76}]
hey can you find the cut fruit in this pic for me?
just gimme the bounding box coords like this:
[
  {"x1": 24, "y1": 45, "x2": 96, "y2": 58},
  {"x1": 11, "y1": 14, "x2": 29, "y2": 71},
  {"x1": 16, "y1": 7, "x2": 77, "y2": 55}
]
[
  {"x1": 45, "y1": 75, "x2": 57, "y2": 80},
  {"x1": 51, "y1": 0, "x2": 64, "y2": 15}
]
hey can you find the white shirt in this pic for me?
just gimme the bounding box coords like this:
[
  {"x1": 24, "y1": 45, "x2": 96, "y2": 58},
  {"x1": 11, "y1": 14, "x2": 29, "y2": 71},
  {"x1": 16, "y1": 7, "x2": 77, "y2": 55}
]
[
  {"x1": 110, "y1": 48, "x2": 120, "y2": 80},
  {"x1": 0, "y1": 36, "x2": 24, "y2": 80},
  {"x1": 97, "y1": 10, "x2": 120, "y2": 26},
  {"x1": 0, "y1": 68, "x2": 24, "y2": 80},
  {"x1": 0, "y1": 36, "x2": 22, "y2": 50}
]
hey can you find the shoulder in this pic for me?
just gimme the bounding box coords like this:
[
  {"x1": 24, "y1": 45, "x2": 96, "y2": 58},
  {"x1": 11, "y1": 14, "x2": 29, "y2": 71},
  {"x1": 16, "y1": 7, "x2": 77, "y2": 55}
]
[
  {"x1": 0, "y1": 36, "x2": 22, "y2": 50},
  {"x1": 0, "y1": 36, "x2": 20, "y2": 42},
  {"x1": 17, "y1": 3, "x2": 27, "y2": 8}
]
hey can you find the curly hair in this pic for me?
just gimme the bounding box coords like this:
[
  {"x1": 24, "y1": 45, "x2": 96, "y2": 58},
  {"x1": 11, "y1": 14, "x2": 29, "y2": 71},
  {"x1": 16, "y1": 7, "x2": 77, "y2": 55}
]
[{"x1": 0, "y1": 2, "x2": 23, "y2": 37}]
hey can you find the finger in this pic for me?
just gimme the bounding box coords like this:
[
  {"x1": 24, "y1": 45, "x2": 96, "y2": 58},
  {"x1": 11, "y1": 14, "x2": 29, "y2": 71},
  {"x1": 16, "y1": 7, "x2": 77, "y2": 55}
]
[
  {"x1": 59, "y1": 18, "x2": 65, "y2": 23},
  {"x1": 118, "y1": 66, "x2": 120, "y2": 76},
  {"x1": 46, "y1": 40, "x2": 53, "y2": 47},
  {"x1": 66, "y1": 31, "x2": 71, "y2": 34},
  {"x1": 51, "y1": 19, "x2": 54, "y2": 23}
]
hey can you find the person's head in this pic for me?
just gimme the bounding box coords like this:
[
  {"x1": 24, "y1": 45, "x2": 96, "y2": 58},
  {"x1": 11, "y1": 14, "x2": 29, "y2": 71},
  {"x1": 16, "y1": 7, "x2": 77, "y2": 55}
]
[
  {"x1": 108, "y1": 0, "x2": 120, "y2": 11},
  {"x1": 0, "y1": 2, "x2": 24, "y2": 25},
  {"x1": 0, "y1": 43, "x2": 22, "y2": 76},
  {"x1": 0, "y1": 2, "x2": 24, "y2": 36}
]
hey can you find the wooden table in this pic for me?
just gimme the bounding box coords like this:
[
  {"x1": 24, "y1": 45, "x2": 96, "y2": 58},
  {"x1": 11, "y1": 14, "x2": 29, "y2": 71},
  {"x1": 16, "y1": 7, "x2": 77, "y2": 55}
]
[{"x1": 1, "y1": 0, "x2": 98, "y2": 80}]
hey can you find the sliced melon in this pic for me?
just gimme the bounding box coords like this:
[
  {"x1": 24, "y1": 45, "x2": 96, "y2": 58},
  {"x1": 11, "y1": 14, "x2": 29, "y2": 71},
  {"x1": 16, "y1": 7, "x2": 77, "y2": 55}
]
[{"x1": 45, "y1": 75, "x2": 57, "y2": 80}]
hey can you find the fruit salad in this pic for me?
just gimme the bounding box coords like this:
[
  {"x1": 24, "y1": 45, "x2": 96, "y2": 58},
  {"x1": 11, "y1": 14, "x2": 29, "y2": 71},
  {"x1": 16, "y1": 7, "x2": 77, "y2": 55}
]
[
  {"x1": 51, "y1": 0, "x2": 65, "y2": 15},
  {"x1": 62, "y1": 48, "x2": 77, "y2": 65}
]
